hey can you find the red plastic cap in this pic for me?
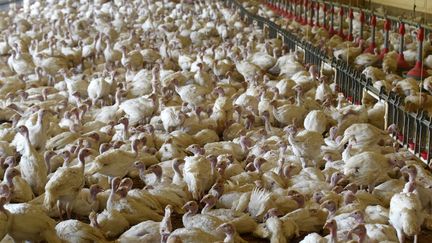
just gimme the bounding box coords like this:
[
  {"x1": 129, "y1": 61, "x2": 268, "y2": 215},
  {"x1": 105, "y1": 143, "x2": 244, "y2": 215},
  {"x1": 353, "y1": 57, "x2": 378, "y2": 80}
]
[
  {"x1": 417, "y1": 27, "x2": 424, "y2": 41},
  {"x1": 323, "y1": 3, "x2": 327, "y2": 11},
  {"x1": 359, "y1": 11, "x2": 365, "y2": 23},
  {"x1": 370, "y1": 15, "x2": 376, "y2": 26},
  {"x1": 339, "y1": 7, "x2": 344, "y2": 16},
  {"x1": 349, "y1": 9, "x2": 354, "y2": 19},
  {"x1": 399, "y1": 22, "x2": 405, "y2": 35},
  {"x1": 384, "y1": 19, "x2": 391, "y2": 31}
]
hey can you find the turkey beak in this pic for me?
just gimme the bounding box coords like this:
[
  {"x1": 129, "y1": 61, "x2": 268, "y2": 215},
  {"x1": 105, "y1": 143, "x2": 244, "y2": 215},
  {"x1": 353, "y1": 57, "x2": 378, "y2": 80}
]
[
  {"x1": 181, "y1": 204, "x2": 189, "y2": 211},
  {"x1": 199, "y1": 197, "x2": 207, "y2": 205},
  {"x1": 184, "y1": 148, "x2": 194, "y2": 156},
  {"x1": 216, "y1": 224, "x2": 224, "y2": 232}
]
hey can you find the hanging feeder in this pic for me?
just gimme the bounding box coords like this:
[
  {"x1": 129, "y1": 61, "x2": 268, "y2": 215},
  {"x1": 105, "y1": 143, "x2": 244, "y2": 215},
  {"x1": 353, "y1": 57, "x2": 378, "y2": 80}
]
[
  {"x1": 408, "y1": 139, "x2": 415, "y2": 151},
  {"x1": 397, "y1": 132, "x2": 404, "y2": 142},
  {"x1": 364, "y1": 14, "x2": 376, "y2": 53},
  {"x1": 329, "y1": 4, "x2": 335, "y2": 36},
  {"x1": 397, "y1": 22, "x2": 411, "y2": 71},
  {"x1": 407, "y1": 26, "x2": 428, "y2": 80},
  {"x1": 296, "y1": 0, "x2": 302, "y2": 22},
  {"x1": 278, "y1": 0, "x2": 284, "y2": 14},
  {"x1": 308, "y1": 1, "x2": 314, "y2": 26},
  {"x1": 278, "y1": 0, "x2": 284, "y2": 15},
  {"x1": 322, "y1": 3, "x2": 327, "y2": 29},
  {"x1": 276, "y1": 0, "x2": 281, "y2": 13},
  {"x1": 284, "y1": 0, "x2": 290, "y2": 17},
  {"x1": 302, "y1": 0, "x2": 308, "y2": 25},
  {"x1": 267, "y1": 0, "x2": 273, "y2": 9},
  {"x1": 338, "y1": 6, "x2": 345, "y2": 38},
  {"x1": 315, "y1": 2, "x2": 320, "y2": 27},
  {"x1": 346, "y1": 8, "x2": 354, "y2": 41},
  {"x1": 421, "y1": 150, "x2": 428, "y2": 160},
  {"x1": 287, "y1": 0, "x2": 294, "y2": 18},
  {"x1": 359, "y1": 10, "x2": 365, "y2": 41},
  {"x1": 379, "y1": 18, "x2": 391, "y2": 60}
]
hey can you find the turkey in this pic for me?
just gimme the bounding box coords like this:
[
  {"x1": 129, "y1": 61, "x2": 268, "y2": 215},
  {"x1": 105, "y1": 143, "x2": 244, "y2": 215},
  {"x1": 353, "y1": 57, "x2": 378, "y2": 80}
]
[{"x1": 286, "y1": 124, "x2": 324, "y2": 168}]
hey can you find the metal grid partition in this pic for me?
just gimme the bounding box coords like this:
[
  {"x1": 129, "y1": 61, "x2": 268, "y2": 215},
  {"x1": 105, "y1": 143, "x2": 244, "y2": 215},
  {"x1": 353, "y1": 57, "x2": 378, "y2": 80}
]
[{"x1": 227, "y1": 0, "x2": 432, "y2": 166}]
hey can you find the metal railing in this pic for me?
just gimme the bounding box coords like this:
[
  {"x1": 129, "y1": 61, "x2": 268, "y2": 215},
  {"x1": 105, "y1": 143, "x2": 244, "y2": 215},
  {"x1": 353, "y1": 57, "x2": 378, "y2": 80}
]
[{"x1": 226, "y1": 0, "x2": 432, "y2": 166}]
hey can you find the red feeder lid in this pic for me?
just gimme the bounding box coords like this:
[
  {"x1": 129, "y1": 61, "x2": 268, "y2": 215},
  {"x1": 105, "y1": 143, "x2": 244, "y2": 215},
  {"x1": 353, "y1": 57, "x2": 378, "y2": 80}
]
[
  {"x1": 339, "y1": 7, "x2": 344, "y2": 16},
  {"x1": 359, "y1": 11, "x2": 365, "y2": 23},
  {"x1": 370, "y1": 15, "x2": 376, "y2": 26},
  {"x1": 384, "y1": 19, "x2": 391, "y2": 31},
  {"x1": 348, "y1": 9, "x2": 354, "y2": 19},
  {"x1": 421, "y1": 151, "x2": 428, "y2": 159},
  {"x1": 409, "y1": 143, "x2": 415, "y2": 150},
  {"x1": 417, "y1": 27, "x2": 424, "y2": 41},
  {"x1": 399, "y1": 22, "x2": 405, "y2": 35}
]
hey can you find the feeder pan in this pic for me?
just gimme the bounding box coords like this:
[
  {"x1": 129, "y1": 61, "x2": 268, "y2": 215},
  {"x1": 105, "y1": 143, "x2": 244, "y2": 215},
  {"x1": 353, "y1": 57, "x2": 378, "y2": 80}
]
[
  {"x1": 408, "y1": 140, "x2": 415, "y2": 150},
  {"x1": 397, "y1": 133, "x2": 404, "y2": 142},
  {"x1": 397, "y1": 53, "x2": 411, "y2": 71},
  {"x1": 406, "y1": 61, "x2": 428, "y2": 80},
  {"x1": 378, "y1": 48, "x2": 389, "y2": 60},
  {"x1": 421, "y1": 151, "x2": 428, "y2": 160},
  {"x1": 363, "y1": 43, "x2": 376, "y2": 54}
]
